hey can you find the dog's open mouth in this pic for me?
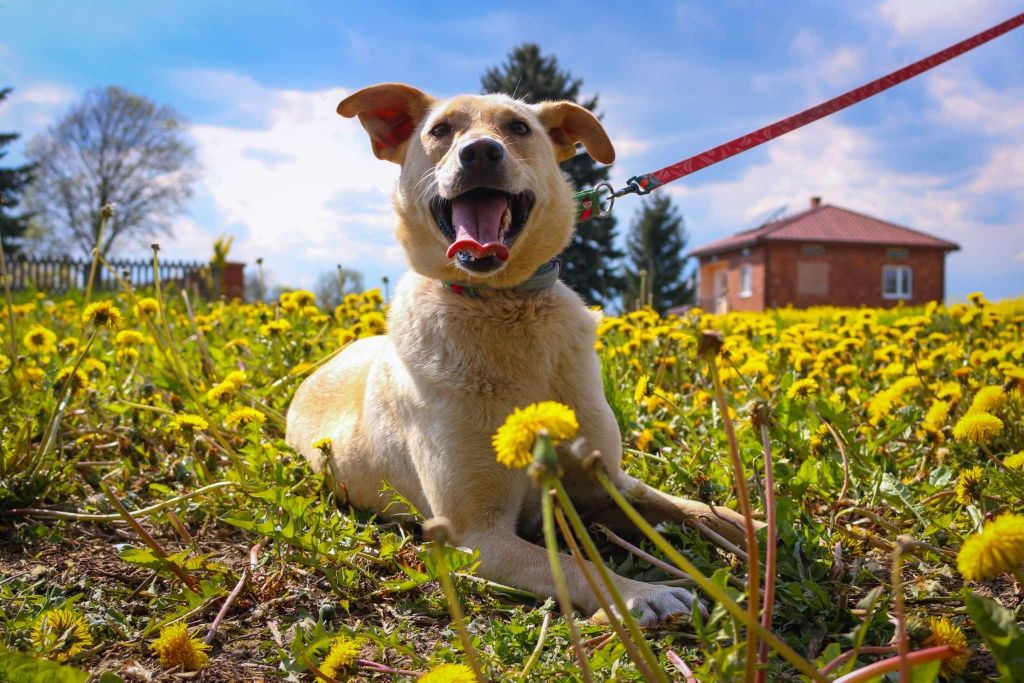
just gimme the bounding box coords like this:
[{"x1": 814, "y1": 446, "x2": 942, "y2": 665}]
[{"x1": 431, "y1": 188, "x2": 535, "y2": 273}]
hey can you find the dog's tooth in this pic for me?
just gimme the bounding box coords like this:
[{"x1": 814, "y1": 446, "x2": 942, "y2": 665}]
[{"x1": 501, "y1": 206, "x2": 512, "y2": 230}]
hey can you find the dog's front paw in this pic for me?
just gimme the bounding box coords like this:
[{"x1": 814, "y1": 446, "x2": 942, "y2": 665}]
[{"x1": 592, "y1": 585, "x2": 703, "y2": 628}]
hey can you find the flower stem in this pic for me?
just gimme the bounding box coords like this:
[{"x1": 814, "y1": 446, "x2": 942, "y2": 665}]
[
  {"x1": 428, "y1": 539, "x2": 486, "y2": 682},
  {"x1": 707, "y1": 359, "x2": 761, "y2": 683},
  {"x1": 755, "y1": 422, "x2": 778, "y2": 683},
  {"x1": 592, "y1": 467, "x2": 826, "y2": 682},
  {"x1": 519, "y1": 610, "x2": 553, "y2": 679},
  {"x1": 541, "y1": 484, "x2": 593, "y2": 683},
  {"x1": 552, "y1": 506, "x2": 664, "y2": 683}
]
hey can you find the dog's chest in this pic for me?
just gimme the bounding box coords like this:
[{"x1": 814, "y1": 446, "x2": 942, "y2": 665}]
[{"x1": 390, "y1": 280, "x2": 577, "y2": 400}]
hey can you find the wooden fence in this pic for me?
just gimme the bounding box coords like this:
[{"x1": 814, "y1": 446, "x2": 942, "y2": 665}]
[{"x1": 4, "y1": 257, "x2": 207, "y2": 294}]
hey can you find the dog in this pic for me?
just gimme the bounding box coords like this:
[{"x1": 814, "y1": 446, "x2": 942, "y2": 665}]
[{"x1": 286, "y1": 83, "x2": 750, "y2": 626}]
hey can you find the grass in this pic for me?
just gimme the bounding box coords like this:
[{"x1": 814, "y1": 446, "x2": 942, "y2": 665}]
[{"x1": 1, "y1": 278, "x2": 1022, "y2": 682}]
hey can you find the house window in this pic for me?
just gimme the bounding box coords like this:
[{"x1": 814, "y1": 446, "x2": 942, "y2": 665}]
[
  {"x1": 882, "y1": 265, "x2": 913, "y2": 299},
  {"x1": 801, "y1": 244, "x2": 826, "y2": 256},
  {"x1": 739, "y1": 264, "x2": 753, "y2": 298},
  {"x1": 797, "y1": 262, "x2": 829, "y2": 296},
  {"x1": 887, "y1": 247, "x2": 910, "y2": 259}
]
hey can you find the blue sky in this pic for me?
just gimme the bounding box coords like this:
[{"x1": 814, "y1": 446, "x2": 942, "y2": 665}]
[{"x1": 1, "y1": 0, "x2": 1022, "y2": 301}]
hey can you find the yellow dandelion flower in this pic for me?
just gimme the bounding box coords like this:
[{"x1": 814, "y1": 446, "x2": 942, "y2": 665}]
[
  {"x1": 312, "y1": 437, "x2": 333, "y2": 452},
  {"x1": 954, "y1": 466, "x2": 984, "y2": 505},
  {"x1": 55, "y1": 366, "x2": 91, "y2": 395},
  {"x1": 116, "y1": 347, "x2": 140, "y2": 363},
  {"x1": 936, "y1": 381, "x2": 963, "y2": 402},
  {"x1": 205, "y1": 380, "x2": 237, "y2": 404},
  {"x1": 288, "y1": 290, "x2": 316, "y2": 307},
  {"x1": 223, "y1": 370, "x2": 247, "y2": 388},
  {"x1": 634, "y1": 374, "x2": 649, "y2": 403},
  {"x1": 966, "y1": 291, "x2": 987, "y2": 306},
  {"x1": 636, "y1": 428, "x2": 653, "y2": 452},
  {"x1": 169, "y1": 414, "x2": 209, "y2": 432},
  {"x1": 114, "y1": 329, "x2": 146, "y2": 347},
  {"x1": 19, "y1": 366, "x2": 45, "y2": 386},
  {"x1": 787, "y1": 378, "x2": 818, "y2": 400},
  {"x1": 418, "y1": 663, "x2": 476, "y2": 683},
  {"x1": 31, "y1": 608, "x2": 93, "y2": 662},
  {"x1": 1004, "y1": 451, "x2": 1024, "y2": 470},
  {"x1": 134, "y1": 297, "x2": 160, "y2": 317},
  {"x1": 951, "y1": 411, "x2": 1003, "y2": 445},
  {"x1": 320, "y1": 636, "x2": 362, "y2": 679},
  {"x1": 968, "y1": 385, "x2": 1005, "y2": 414},
  {"x1": 23, "y1": 325, "x2": 58, "y2": 355},
  {"x1": 289, "y1": 361, "x2": 314, "y2": 376},
  {"x1": 82, "y1": 358, "x2": 106, "y2": 377},
  {"x1": 224, "y1": 407, "x2": 265, "y2": 429},
  {"x1": 58, "y1": 336, "x2": 80, "y2": 354},
  {"x1": 924, "y1": 617, "x2": 969, "y2": 676},
  {"x1": 957, "y1": 513, "x2": 1024, "y2": 580},
  {"x1": 259, "y1": 319, "x2": 291, "y2": 336},
  {"x1": 492, "y1": 401, "x2": 579, "y2": 469},
  {"x1": 0, "y1": 353, "x2": 9, "y2": 374},
  {"x1": 224, "y1": 337, "x2": 250, "y2": 351},
  {"x1": 921, "y1": 400, "x2": 950, "y2": 433},
  {"x1": 82, "y1": 300, "x2": 124, "y2": 329},
  {"x1": 149, "y1": 622, "x2": 210, "y2": 670}
]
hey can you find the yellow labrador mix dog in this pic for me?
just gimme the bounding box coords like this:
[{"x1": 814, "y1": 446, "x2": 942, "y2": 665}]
[{"x1": 286, "y1": 83, "x2": 749, "y2": 625}]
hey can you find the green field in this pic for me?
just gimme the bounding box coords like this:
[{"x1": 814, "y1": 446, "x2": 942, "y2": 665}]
[{"x1": 1, "y1": 284, "x2": 1022, "y2": 682}]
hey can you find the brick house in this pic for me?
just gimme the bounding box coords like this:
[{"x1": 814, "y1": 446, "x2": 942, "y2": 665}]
[{"x1": 687, "y1": 197, "x2": 960, "y2": 312}]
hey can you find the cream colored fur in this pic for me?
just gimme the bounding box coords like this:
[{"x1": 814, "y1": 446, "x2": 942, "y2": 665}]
[{"x1": 286, "y1": 84, "x2": 750, "y2": 625}]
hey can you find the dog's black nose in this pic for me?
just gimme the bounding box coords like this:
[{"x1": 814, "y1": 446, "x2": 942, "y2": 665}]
[{"x1": 459, "y1": 138, "x2": 504, "y2": 168}]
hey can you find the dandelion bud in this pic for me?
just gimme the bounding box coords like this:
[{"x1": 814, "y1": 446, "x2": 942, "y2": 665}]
[
  {"x1": 751, "y1": 400, "x2": 773, "y2": 429},
  {"x1": 697, "y1": 330, "x2": 724, "y2": 359}
]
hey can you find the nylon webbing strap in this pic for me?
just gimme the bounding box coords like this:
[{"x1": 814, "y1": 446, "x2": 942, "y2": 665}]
[{"x1": 577, "y1": 11, "x2": 1024, "y2": 220}]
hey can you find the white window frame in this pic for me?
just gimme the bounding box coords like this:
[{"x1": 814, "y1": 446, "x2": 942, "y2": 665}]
[
  {"x1": 882, "y1": 265, "x2": 912, "y2": 299},
  {"x1": 739, "y1": 264, "x2": 753, "y2": 298}
]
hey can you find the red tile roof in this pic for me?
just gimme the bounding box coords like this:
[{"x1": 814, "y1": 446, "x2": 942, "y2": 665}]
[{"x1": 687, "y1": 203, "x2": 960, "y2": 258}]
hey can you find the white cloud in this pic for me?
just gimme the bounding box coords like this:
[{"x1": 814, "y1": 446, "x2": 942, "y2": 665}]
[
  {"x1": 158, "y1": 73, "x2": 405, "y2": 288},
  {"x1": 926, "y1": 66, "x2": 1024, "y2": 136},
  {"x1": 0, "y1": 83, "x2": 76, "y2": 134},
  {"x1": 877, "y1": 0, "x2": 1021, "y2": 41}
]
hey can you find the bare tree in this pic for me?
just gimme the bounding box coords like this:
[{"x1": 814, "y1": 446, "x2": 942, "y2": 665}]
[
  {"x1": 314, "y1": 265, "x2": 365, "y2": 310},
  {"x1": 26, "y1": 86, "x2": 197, "y2": 257}
]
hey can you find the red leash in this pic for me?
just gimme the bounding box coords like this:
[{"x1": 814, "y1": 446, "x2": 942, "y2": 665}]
[{"x1": 578, "y1": 11, "x2": 1024, "y2": 221}]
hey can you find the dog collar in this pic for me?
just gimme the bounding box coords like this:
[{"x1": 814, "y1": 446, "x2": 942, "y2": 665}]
[{"x1": 442, "y1": 259, "x2": 560, "y2": 298}]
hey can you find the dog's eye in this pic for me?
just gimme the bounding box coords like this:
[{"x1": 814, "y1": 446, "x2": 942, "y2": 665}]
[
  {"x1": 509, "y1": 121, "x2": 530, "y2": 136},
  {"x1": 429, "y1": 122, "x2": 451, "y2": 138}
]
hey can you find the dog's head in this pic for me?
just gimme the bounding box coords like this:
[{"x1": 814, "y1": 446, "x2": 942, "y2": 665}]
[{"x1": 338, "y1": 83, "x2": 614, "y2": 286}]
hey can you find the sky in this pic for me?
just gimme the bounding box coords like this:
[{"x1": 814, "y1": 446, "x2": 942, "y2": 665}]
[{"x1": 1, "y1": 0, "x2": 1022, "y2": 301}]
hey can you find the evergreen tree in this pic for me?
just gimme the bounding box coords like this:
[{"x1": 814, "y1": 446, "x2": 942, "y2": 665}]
[
  {"x1": 0, "y1": 88, "x2": 35, "y2": 256},
  {"x1": 482, "y1": 44, "x2": 624, "y2": 305},
  {"x1": 624, "y1": 193, "x2": 694, "y2": 313}
]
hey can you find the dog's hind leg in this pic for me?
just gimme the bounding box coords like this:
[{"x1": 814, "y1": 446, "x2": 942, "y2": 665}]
[
  {"x1": 590, "y1": 472, "x2": 760, "y2": 547},
  {"x1": 460, "y1": 524, "x2": 697, "y2": 626}
]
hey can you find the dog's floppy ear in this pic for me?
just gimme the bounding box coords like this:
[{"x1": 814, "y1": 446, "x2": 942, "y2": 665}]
[
  {"x1": 533, "y1": 101, "x2": 615, "y2": 165},
  {"x1": 337, "y1": 83, "x2": 434, "y2": 164}
]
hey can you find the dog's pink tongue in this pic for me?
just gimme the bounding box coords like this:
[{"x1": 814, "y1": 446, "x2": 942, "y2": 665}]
[{"x1": 446, "y1": 193, "x2": 510, "y2": 261}]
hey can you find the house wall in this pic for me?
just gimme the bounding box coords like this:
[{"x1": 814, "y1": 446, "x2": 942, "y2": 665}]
[
  {"x1": 696, "y1": 247, "x2": 765, "y2": 312},
  {"x1": 764, "y1": 243, "x2": 947, "y2": 308}
]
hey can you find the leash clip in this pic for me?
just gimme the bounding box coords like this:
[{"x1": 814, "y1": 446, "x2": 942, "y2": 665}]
[{"x1": 617, "y1": 174, "x2": 660, "y2": 196}]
